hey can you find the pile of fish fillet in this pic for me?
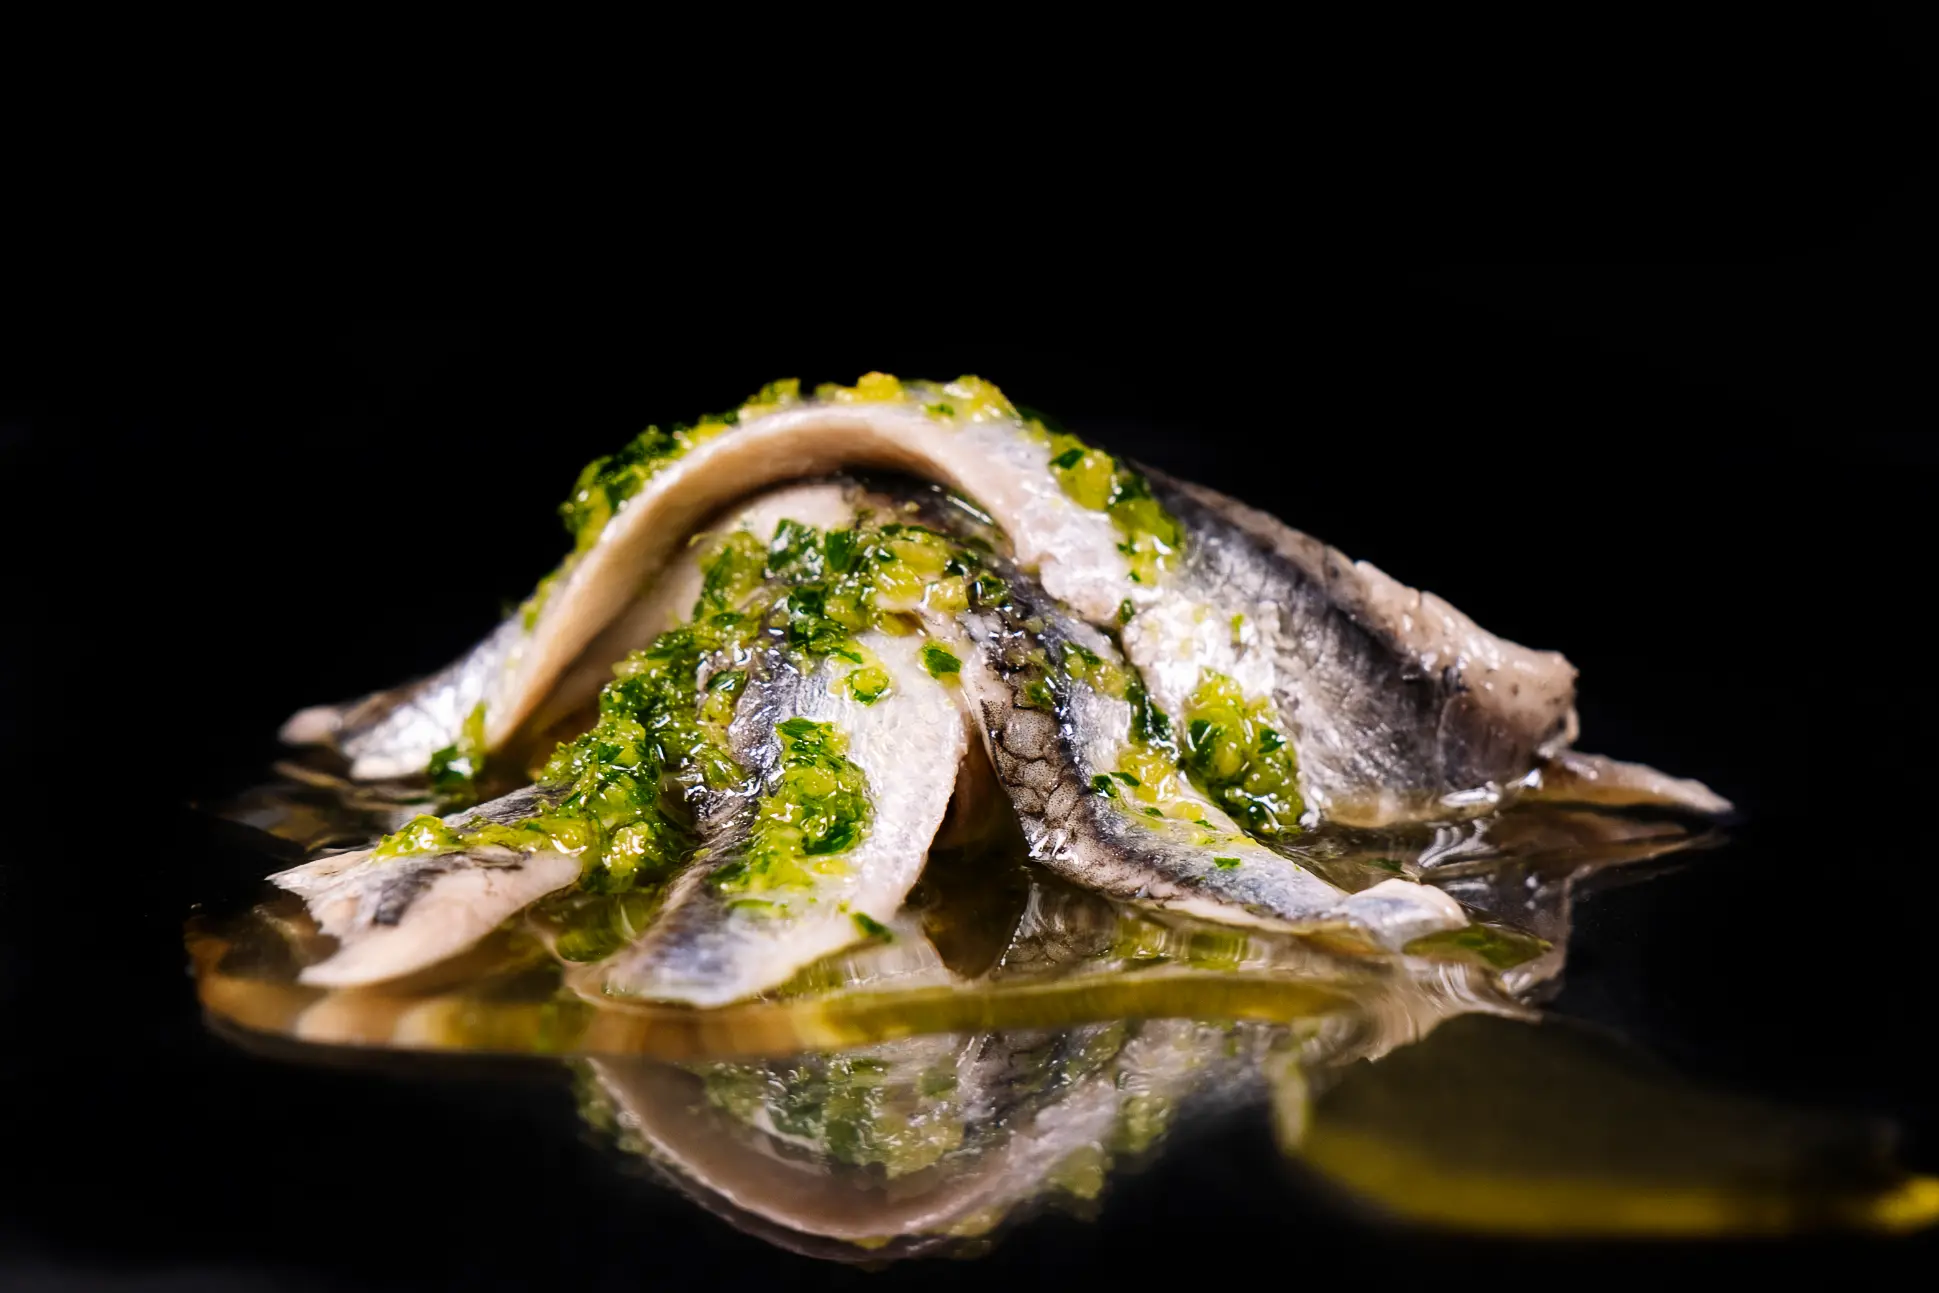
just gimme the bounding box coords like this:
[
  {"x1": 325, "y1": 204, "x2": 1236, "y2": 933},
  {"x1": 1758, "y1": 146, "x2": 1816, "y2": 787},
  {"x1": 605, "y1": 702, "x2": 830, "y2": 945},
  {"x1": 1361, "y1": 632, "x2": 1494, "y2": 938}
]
[{"x1": 268, "y1": 376, "x2": 1728, "y2": 1007}]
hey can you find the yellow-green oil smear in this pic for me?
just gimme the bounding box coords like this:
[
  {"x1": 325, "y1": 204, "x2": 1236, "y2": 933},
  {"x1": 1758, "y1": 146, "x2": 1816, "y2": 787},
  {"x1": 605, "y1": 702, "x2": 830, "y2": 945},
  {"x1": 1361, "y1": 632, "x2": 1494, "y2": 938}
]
[
  {"x1": 1276, "y1": 1014, "x2": 1939, "y2": 1238},
  {"x1": 192, "y1": 942, "x2": 1358, "y2": 1064}
]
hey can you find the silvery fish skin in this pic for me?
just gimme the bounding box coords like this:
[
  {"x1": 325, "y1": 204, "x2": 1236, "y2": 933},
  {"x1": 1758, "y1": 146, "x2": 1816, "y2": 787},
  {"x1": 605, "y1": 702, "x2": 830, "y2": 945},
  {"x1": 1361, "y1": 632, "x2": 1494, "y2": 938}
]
[
  {"x1": 592, "y1": 629, "x2": 969, "y2": 1006},
  {"x1": 269, "y1": 785, "x2": 577, "y2": 988},
  {"x1": 1122, "y1": 471, "x2": 1586, "y2": 826},
  {"x1": 936, "y1": 565, "x2": 1467, "y2": 948}
]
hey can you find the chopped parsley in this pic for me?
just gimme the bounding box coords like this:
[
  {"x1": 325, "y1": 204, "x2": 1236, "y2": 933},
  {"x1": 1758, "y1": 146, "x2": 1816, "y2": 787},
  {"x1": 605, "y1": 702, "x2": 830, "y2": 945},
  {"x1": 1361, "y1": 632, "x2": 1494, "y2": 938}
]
[{"x1": 920, "y1": 643, "x2": 961, "y2": 678}]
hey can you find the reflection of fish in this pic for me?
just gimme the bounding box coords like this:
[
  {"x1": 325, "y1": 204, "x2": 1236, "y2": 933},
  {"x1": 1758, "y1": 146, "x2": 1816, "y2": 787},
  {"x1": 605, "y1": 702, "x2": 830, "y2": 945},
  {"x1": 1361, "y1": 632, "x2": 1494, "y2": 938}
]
[
  {"x1": 590, "y1": 632, "x2": 967, "y2": 1006},
  {"x1": 563, "y1": 865, "x2": 1522, "y2": 1261},
  {"x1": 577, "y1": 941, "x2": 1518, "y2": 1263},
  {"x1": 284, "y1": 377, "x2": 1719, "y2": 828},
  {"x1": 581, "y1": 1017, "x2": 1251, "y2": 1260}
]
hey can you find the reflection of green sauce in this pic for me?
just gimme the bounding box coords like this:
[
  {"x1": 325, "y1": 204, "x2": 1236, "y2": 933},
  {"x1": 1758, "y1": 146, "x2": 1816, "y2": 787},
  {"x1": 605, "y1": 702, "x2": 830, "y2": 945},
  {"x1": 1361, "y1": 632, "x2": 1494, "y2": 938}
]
[
  {"x1": 1108, "y1": 914, "x2": 1249, "y2": 970},
  {"x1": 1115, "y1": 1093, "x2": 1175, "y2": 1155},
  {"x1": 698, "y1": 1052, "x2": 966, "y2": 1178},
  {"x1": 920, "y1": 643, "x2": 961, "y2": 679},
  {"x1": 1403, "y1": 923, "x2": 1550, "y2": 969},
  {"x1": 546, "y1": 889, "x2": 662, "y2": 962}
]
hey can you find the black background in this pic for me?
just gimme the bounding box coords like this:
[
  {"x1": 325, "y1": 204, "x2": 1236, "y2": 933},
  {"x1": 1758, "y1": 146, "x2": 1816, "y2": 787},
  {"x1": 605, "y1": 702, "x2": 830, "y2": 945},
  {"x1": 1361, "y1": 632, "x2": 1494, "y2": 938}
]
[{"x1": 4, "y1": 16, "x2": 1936, "y2": 1289}]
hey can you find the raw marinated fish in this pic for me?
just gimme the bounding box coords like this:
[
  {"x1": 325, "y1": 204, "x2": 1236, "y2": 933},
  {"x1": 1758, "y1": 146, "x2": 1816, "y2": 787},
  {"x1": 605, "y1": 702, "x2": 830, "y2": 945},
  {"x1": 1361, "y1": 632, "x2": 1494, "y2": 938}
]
[
  {"x1": 257, "y1": 374, "x2": 1731, "y2": 1008},
  {"x1": 577, "y1": 479, "x2": 1463, "y2": 987},
  {"x1": 284, "y1": 375, "x2": 1709, "y2": 833}
]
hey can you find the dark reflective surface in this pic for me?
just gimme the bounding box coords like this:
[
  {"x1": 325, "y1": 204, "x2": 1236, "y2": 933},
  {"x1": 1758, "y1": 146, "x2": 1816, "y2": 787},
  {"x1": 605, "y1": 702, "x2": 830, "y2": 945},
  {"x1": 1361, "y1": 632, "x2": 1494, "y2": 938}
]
[
  {"x1": 172, "y1": 778, "x2": 1936, "y2": 1260},
  {"x1": 8, "y1": 808, "x2": 1939, "y2": 1287},
  {"x1": 12, "y1": 253, "x2": 1938, "y2": 1287}
]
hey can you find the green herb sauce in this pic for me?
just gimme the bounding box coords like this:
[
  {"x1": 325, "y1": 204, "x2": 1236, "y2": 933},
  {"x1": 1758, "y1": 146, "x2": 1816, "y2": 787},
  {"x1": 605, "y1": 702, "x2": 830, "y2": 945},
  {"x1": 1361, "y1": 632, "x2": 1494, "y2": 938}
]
[
  {"x1": 388, "y1": 375, "x2": 1200, "y2": 943},
  {"x1": 711, "y1": 717, "x2": 874, "y2": 909},
  {"x1": 426, "y1": 701, "x2": 488, "y2": 805},
  {"x1": 1038, "y1": 428, "x2": 1183, "y2": 585},
  {"x1": 559, "y1": 418, "x2": 734, "y2": 554},
  {"x1": 846, "y1": 665, "x2": 892, "y2": 704},
  {"x1": 920, "y1": 643, "x2": 961, "y2": 679},
  {"x1": 545, "y1": 889, "x2": 663, "y2": 962},
  {"x1": 1179, "y1": 671, "x2": 1305, "y2": 837}
]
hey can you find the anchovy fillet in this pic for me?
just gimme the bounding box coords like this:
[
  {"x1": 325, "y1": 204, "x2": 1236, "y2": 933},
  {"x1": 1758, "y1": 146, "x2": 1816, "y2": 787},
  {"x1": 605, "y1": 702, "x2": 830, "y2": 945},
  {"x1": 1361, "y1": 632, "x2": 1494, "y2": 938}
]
[
  {"x1": 1127, "y1": 472, "x2": 1581, "y2": 825},
  {"x1": 592, "y1": 630, "x2": 969, "y2": 1006},
  {"x1": 943, "y1": 571, "x2": 1465, "y2": 947},
  {"x1": 269, "y1": 785, "x2": 576, "y2": 988}
]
